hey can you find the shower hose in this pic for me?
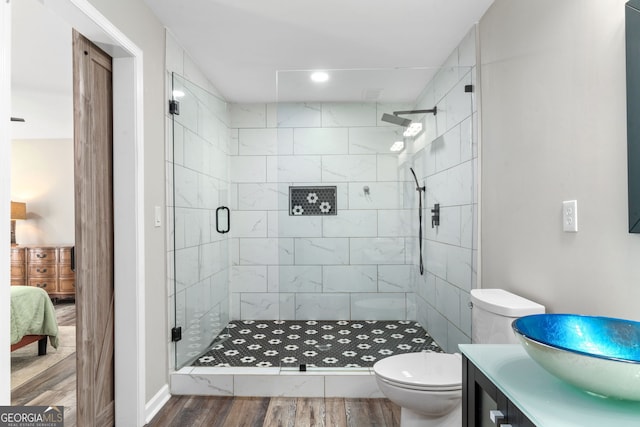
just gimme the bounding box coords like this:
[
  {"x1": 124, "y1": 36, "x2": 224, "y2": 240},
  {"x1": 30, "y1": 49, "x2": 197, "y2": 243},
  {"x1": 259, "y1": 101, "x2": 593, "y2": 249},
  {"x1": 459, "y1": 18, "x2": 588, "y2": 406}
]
[
  {"x1": 410, "y1": 168, "x2": 425, "y2": 276},
  {"x1": 417, "y1": 189, "x2": 424, "y2": 275}
]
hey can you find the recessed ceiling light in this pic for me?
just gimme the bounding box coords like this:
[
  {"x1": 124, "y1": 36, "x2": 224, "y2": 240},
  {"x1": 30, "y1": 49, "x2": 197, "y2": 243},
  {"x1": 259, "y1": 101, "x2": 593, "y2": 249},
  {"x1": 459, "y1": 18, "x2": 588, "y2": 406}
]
[
  {"x1": 310, "y1": 71, "x2": 329, "y2": 83},
  {"x1": 390, "y1": 141, "x2": 405, "y2": 152}
]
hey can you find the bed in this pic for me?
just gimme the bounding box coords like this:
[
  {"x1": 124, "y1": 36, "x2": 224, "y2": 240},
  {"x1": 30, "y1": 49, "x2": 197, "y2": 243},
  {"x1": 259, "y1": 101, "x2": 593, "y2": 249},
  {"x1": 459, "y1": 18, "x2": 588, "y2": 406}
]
[{"x1": 10, "y1": 285, "x2": 59, "y2": 356}]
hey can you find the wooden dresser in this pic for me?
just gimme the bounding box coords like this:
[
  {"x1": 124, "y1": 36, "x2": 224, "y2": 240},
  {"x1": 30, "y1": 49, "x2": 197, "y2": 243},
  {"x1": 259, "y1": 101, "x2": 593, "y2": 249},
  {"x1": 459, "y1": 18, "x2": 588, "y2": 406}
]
[
  {"x1": 10, "y1": 246, "x2": 26, "y2": 286},
  {"x1": 10, "y1": 245, "x2": 75, "y2": 300}
]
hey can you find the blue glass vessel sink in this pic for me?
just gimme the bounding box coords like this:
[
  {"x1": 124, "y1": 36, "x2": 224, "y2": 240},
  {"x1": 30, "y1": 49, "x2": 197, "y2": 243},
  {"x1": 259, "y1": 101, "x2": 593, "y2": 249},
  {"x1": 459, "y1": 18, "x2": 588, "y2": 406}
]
[{"x1": 512, "y1": 314, "x2": 640, "y2": 401}]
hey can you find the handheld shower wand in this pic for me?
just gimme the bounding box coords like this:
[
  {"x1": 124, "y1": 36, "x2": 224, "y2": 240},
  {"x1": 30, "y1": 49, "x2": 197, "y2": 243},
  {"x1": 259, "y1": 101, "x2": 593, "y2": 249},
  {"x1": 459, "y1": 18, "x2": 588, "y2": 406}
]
[
  {"x1": 410, "y1": 168, "x2": 425, "y2": 275},
  {"x1": 409, "y1": 168, "x2": 425, "y2": 192}
]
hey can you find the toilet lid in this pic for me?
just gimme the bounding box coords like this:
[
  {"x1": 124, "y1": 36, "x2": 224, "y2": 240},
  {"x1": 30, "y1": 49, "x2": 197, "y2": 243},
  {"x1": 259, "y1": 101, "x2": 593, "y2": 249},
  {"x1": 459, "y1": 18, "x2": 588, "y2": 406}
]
[{"x1": 373, "y1": 352, "x2": 462, "y2": 390}]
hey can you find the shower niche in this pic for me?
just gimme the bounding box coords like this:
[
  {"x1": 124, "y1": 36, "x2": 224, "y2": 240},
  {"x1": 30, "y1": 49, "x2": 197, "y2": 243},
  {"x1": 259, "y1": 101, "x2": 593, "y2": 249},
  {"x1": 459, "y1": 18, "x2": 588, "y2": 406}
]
[{"x1": 289, "y1": 186, "x2": 337, "y2": 216}]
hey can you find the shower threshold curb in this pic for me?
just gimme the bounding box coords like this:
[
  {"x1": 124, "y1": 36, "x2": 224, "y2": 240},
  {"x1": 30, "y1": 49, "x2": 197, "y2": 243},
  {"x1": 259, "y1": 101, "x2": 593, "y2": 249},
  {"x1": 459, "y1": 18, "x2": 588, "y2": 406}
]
[{"x1": 170, "y1": 366, "x2": 384, "y2": 398}]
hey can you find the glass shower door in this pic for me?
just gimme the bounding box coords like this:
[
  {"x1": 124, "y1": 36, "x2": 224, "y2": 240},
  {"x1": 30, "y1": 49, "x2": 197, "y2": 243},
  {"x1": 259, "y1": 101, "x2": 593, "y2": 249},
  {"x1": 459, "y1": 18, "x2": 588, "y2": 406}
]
[{"x1": 170, "y1": 72, "x2": 231, "y2": 370}]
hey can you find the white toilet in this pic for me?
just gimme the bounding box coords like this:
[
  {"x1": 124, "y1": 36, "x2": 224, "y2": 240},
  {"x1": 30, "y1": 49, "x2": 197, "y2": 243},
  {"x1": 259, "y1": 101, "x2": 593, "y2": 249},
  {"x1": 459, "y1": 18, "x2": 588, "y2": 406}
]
[{"x1": 373, "y1": 289, "x2": 545, "y2": 427}]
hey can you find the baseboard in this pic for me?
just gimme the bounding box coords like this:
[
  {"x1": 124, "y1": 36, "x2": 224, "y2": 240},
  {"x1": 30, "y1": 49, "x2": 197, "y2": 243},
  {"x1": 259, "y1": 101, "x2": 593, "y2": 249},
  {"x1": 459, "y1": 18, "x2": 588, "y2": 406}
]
[{"x1": 145, "y1": 384, "x2": 171, "y2": 424}]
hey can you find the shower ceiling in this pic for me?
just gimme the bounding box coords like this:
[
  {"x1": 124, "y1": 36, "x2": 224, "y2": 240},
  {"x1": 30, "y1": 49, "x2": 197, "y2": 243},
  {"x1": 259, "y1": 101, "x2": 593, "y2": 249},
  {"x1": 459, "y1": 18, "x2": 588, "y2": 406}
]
[
  {"x1": 143, "y1": 0, "x2": 494, "y2": 103},
  {"x1": 277, "y1": 68, "x2": 441, "y2": 103}
]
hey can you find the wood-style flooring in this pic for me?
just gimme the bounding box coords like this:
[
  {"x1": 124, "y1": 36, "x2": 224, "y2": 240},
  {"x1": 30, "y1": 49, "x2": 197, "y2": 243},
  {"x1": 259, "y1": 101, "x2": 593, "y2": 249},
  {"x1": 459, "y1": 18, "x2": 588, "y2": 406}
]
[
  {"x1": 12, "y1": 304, "x2": 401, "y2": 427},
  {"x1": 11, "y1": 301, "x2": 76, "y2": 426},
  {"x1": 146, "y1": 396, "x2": 401, "y2": 427}
]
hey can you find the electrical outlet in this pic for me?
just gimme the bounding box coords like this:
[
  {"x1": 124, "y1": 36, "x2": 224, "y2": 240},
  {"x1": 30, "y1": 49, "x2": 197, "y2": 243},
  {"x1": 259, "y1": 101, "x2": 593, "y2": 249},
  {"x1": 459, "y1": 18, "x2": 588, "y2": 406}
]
[{"x1": 563, "y1": 200, "x2": 578, "y2": 232}]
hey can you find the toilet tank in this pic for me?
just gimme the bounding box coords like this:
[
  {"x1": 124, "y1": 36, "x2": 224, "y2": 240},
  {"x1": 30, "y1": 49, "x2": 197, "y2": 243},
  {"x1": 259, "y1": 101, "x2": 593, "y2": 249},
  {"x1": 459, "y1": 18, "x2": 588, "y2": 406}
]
[{"x1": 471, "y1": 289, "x2": 545, "y2": 344}]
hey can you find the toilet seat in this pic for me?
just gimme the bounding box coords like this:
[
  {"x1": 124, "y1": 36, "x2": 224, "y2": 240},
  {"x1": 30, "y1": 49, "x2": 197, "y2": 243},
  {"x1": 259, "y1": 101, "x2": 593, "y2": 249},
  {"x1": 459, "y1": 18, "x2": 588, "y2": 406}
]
[{"x1": 373, "y1": 352, "x2": 462, "y2": 392}]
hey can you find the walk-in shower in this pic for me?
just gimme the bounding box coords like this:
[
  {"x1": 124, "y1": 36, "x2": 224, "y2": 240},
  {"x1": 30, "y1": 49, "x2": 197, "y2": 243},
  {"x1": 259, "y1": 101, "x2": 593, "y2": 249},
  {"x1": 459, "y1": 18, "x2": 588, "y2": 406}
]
[{"x1": 169, "y1": 60, "x2": 478, "y2": 381}]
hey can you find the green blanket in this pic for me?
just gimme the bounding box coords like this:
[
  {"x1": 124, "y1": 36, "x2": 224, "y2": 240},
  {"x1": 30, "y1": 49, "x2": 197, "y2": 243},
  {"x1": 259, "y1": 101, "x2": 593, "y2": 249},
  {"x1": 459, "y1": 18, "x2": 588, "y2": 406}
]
[{"x1": 10, "y1": 286, "x2": 59, "y2": 349}]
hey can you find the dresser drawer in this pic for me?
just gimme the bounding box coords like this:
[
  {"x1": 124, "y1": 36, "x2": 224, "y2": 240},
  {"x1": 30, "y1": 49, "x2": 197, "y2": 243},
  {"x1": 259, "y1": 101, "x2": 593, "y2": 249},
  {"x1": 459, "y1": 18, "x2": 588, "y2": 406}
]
[
  {"x1": 28, "y1": 264, "x2": 57, "y2": 277},
  {"x1": 28, "y1": 279, "x2": 54, "y2": 291},
  {"x1": 27, "y1": 248, "x2": 57, "y2": 263},
  {"x1": 58, "y1": 278, "x2": 75, "y2": 292},
  {"x1": 10, "y1": 247, "x2": 25, "y2": 262},
  {"x1": 58, "y1": 247, "x2": 73, "y2": 263},
  {"x1": 58, "y1": 264, "x2": 74, "y2": 277},
  {"x1": 11, "y1": 278, "x2": 26, "y2": 286},
  {"x1": 11, "y1": 264, "x2": 26, "y2": 277}
]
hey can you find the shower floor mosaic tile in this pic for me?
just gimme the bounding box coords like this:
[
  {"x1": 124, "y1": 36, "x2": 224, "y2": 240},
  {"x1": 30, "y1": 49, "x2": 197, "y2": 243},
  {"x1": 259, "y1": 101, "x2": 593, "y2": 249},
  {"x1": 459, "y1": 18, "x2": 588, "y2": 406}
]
[{"x1": 192, "y1": 320, "x2": 442, "y2": 368}]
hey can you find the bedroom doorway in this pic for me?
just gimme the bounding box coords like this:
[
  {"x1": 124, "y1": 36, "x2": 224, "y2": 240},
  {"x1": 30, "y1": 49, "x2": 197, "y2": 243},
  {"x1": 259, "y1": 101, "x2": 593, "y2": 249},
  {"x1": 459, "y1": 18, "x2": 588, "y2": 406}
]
[
  {"x1": 9, "y1": 8, "x2": 116, "y2": 425},
  {"x1": 5, "y1": 0, "x2": 145, "y2": 424},
  {"x1": 8, "y1": 0, "x2": 79, "y2": 421}
]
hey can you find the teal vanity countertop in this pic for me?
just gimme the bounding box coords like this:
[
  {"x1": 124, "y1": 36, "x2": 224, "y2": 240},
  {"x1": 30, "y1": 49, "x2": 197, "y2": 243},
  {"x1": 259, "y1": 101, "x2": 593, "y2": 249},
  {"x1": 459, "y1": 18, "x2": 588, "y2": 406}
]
[{"x1": 459, "y1": 344, "x2": 640, "y2": 427}]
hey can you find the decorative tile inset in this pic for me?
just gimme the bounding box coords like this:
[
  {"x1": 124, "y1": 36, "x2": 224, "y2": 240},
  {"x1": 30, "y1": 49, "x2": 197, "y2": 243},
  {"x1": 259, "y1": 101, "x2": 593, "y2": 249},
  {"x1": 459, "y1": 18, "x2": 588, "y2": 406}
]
[{"x1": 290, "y1": 186, "x2": 337, "y2": 216}]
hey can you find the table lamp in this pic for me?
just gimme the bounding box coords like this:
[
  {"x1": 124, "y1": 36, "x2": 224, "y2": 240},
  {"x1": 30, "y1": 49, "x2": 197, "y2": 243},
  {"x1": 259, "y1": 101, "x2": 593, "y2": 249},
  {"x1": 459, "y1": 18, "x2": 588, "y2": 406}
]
[{"x1": 10, "y1": 201, "x2": 27, "y2": 245}]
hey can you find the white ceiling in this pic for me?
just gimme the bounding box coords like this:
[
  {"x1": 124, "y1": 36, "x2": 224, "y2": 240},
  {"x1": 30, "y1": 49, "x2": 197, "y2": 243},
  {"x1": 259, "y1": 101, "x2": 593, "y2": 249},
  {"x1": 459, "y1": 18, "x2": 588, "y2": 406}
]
[
  {"x1": 277, "y1": 67, "x2": 443, "y2": 104},
  {"x1": 143, "y1": 0, "x2": 495, "y2": 103},
  {"x1": 12, "y1": 0, "x2": 72, "y2": 95},
  {"x1": 10, "y1": 0, "x2": 495, "y2": 109},
  {"x1": 11, "y1": 0, "x2": 73, "y2": 139}
]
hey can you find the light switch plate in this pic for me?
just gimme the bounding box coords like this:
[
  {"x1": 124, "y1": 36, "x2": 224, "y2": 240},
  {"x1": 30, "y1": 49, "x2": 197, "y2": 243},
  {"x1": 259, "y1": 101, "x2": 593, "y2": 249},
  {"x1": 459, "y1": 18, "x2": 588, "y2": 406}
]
[
  {"x1": 154, "y1": 206, "x2": 162, "y2": 227},
  {"x1": 563, "y1": 200, "x2": 578, "y2": 232}
]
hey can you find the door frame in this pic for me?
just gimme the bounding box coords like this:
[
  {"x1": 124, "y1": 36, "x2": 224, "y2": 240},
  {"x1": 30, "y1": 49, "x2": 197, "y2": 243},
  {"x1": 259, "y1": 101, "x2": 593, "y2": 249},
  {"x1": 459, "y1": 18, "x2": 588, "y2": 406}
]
[{"x1": 0, "y1": 1, "x2": 146, "y2": 425}]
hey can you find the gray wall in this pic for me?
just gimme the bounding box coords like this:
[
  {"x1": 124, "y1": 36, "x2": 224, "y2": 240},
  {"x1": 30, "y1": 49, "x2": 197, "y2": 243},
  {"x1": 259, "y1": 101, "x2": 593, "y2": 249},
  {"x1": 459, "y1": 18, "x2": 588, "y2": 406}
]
[{"x1": 480, "y1": 0, "x2": 640, "y2": 319}]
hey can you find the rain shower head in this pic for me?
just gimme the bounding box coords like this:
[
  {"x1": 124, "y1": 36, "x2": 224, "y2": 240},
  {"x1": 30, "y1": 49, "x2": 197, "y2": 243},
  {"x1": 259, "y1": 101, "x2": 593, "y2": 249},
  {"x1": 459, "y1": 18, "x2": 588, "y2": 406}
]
[
  {"x1": 380, "y1": 107, "x2": 437, "y2": 128},
  {"x1": 381, "y1": 113, "x2": 412, "y2": 127}
]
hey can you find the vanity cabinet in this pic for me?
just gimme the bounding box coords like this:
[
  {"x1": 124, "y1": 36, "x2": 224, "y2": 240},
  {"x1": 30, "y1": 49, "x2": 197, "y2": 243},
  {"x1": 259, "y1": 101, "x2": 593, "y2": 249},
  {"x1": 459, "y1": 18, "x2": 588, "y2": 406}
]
[
  {"x1": 463, "y1": 354, "x2": 535, "y2": 427},
  {"x1": 460, "y1": 344, "x2": 640, "y2": 427},
  {"x1": 10, "y1": 245, "x2": 75, "y2": 300}
]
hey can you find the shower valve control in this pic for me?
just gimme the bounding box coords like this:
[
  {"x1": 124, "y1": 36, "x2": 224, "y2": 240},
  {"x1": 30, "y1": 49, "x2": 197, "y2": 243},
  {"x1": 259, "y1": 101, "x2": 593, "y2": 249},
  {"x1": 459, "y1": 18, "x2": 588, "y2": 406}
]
[{"x1": 431, "y1": 204, "x2": 440, "y2": 228}]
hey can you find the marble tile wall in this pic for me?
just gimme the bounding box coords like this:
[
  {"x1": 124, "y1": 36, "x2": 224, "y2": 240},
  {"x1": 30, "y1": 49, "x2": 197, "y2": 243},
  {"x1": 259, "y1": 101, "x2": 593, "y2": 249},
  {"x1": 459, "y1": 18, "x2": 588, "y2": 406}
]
[
  {"x1": 166, "y1": 32, "x2": 232, "y2": 369},
  {"x1": 171, "y1": 367, "x2": 385, "y2": 398},
  {"x1": 229, "y1": 101, "x2": 417, "y2": 322},
  {"x1": 404, "y1": 27, "x2": 479, "y2": 353}
]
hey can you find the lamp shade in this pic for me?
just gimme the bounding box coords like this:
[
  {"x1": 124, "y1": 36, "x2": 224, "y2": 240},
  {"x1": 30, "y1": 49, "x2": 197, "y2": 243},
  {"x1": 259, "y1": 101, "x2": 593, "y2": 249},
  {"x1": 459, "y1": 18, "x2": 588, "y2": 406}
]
[{"x1": 10, "y1": 201, "x2": 27, "y2": 220}]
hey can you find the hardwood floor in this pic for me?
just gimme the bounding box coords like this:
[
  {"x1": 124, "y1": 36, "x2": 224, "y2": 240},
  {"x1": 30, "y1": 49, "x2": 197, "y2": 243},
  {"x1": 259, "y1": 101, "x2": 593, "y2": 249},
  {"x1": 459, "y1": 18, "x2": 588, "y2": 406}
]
[
  {"x1": 11, "y1": 302, "x2": 76, "y2": 426},
  {"x1": 146, "y1": 396, "x2": 401, "y2": 427},
  {"x1": 12, "y1": 304, "x2": 401, "y2": 427},
  {"x1": 55, "y1": 302, "x2": 77, "y2": 327}
]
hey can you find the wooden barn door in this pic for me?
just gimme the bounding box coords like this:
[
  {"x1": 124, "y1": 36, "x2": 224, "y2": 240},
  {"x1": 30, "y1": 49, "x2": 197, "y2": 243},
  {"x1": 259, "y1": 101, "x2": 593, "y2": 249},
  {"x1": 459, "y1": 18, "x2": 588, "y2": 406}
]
[{"x1": 72, "y1": 30, "x2": 115, "y2": 426}]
